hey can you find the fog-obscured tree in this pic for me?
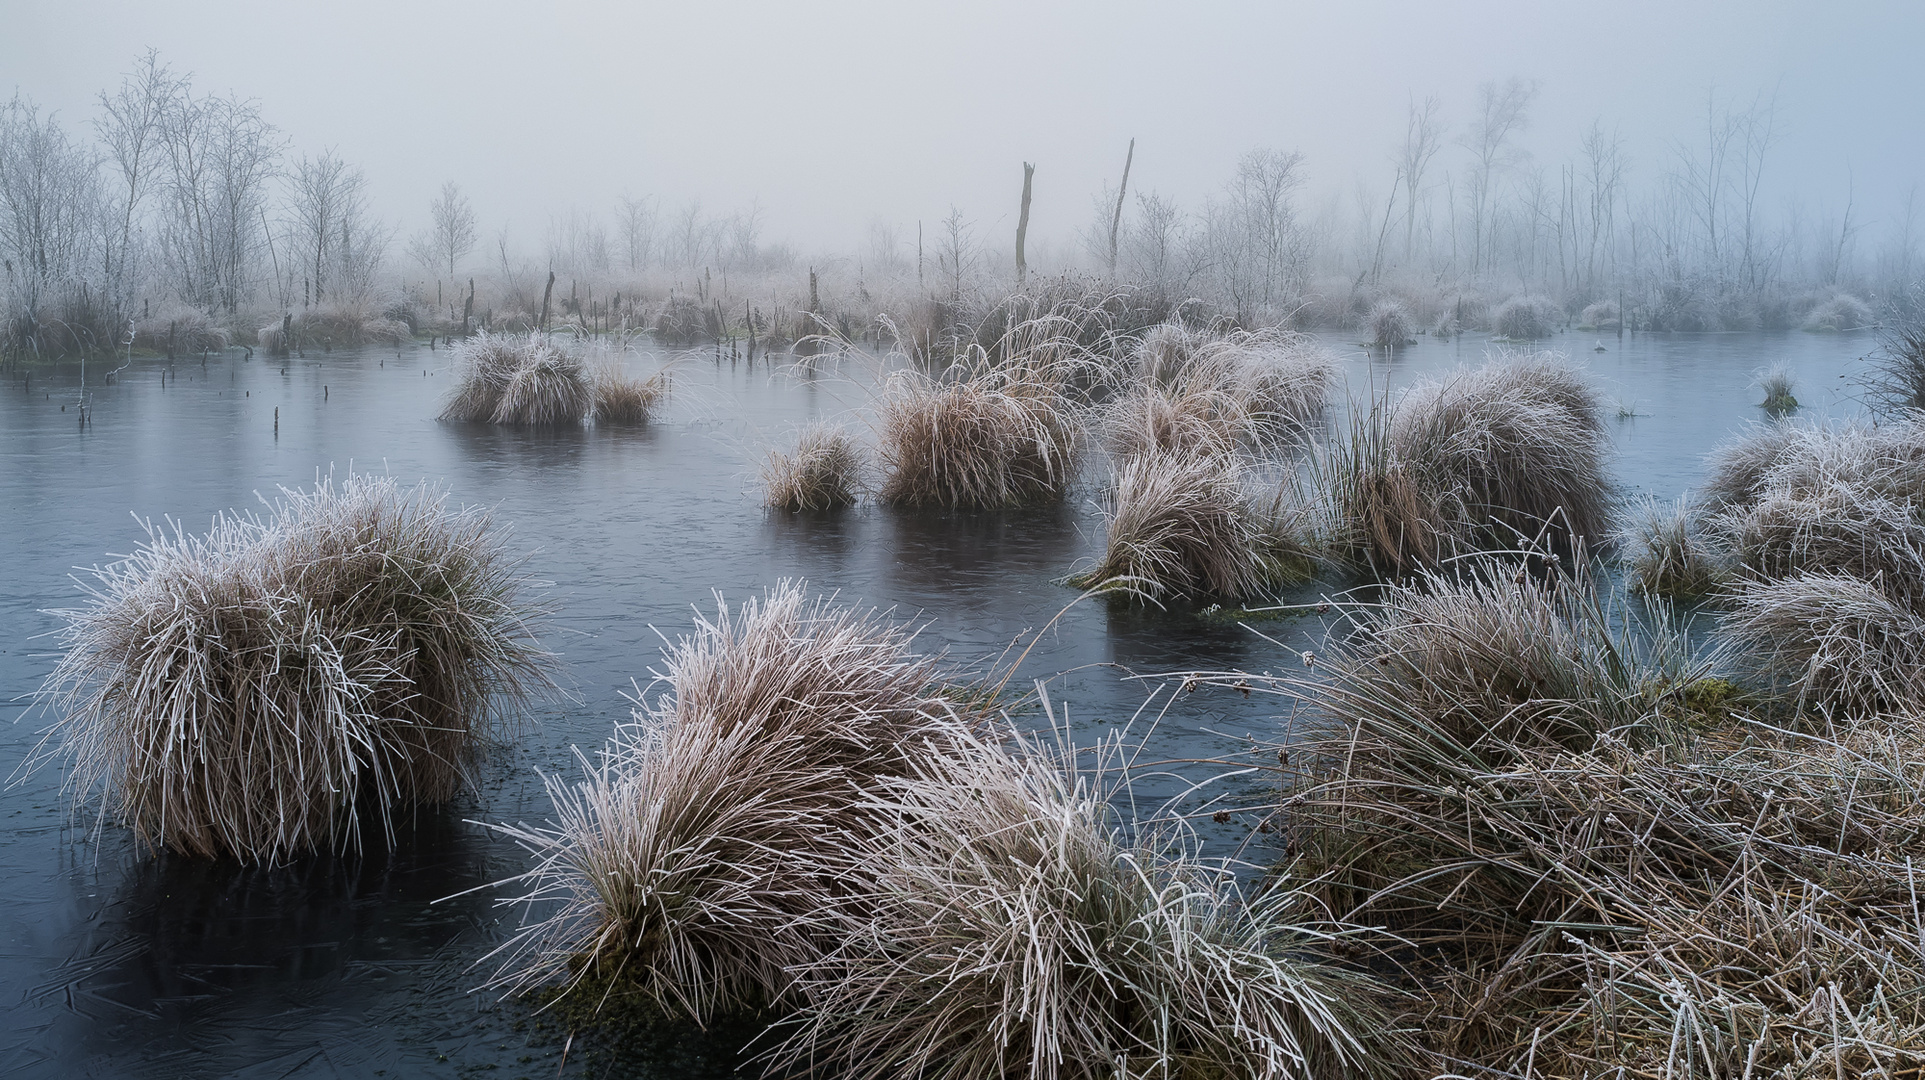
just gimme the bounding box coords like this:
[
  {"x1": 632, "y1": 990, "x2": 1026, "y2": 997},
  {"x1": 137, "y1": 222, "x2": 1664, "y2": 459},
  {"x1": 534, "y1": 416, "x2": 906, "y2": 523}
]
[
  {"x1": 1461, "y1": 77, "x2": 1536, "y2": 279},
  {"x1": 616, "y1": 194, "x2": 654, "y2": 272},
  {"x1": 0, "y1": 96, "x2": 104, "y2": 338},
  {"x1": 94, "y1": 49, "x2": 177, "y2": 319},
  {"x1": 157, "y1": 86, "x2": 280, "y2": 313}
]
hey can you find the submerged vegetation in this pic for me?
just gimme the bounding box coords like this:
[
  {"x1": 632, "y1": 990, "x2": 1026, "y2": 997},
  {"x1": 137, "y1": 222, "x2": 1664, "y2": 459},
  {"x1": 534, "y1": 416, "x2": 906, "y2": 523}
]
[{"x1": 36, "y1": 475, "x2": 551, "y2": 861}]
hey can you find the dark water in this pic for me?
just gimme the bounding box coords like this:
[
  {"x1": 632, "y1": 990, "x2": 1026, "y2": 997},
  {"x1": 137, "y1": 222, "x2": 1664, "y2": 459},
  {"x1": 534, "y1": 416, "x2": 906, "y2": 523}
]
[{"x1": 0, "y1": 328, "x2": 1875, "y2": 1076}]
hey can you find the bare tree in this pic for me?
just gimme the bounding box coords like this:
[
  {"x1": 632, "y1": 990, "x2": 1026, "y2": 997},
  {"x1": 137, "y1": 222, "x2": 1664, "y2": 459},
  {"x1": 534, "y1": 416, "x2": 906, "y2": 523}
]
[
  {"x1": 1227, "y1": 148, "x2": 1309, "y2": 310},
  {"x1": 934, "y1": 205, "x2": 975, "y2": 301},
  {"x1": 1124, "y1": 190, "x2": 1185, "y2": 291},
  {"x1": 1398, "y1": 95, "x2": 1444, "y2": 262},
  {"x1": 616, "y1": 194, "x2": 655, "y2": 272},
  {"x1": 1577, "y1": 121, "x2": 1625, "y2": 295},
  {"x1": 1460, "y1": 77, "x2": 1536, "y2": 278},
  {"x1": 287, "y1": 150, "x2": 386, "y2": 305},
  {"x1": 94, "y1": 50, "x2": 178, "y2": 317},
  {"x1": 430, "y1": 182, "x2": 475, "y2": 278},
  {"x1": 158, "y1": 86, "x2": 280, "y2": 313},
  {"x1": 0, "y1": 96, "x2": 103, "y2": 340}
]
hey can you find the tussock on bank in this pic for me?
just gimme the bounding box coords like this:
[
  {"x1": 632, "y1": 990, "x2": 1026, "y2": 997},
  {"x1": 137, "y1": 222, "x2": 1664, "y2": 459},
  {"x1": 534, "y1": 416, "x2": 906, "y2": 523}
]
[
  {"x1": 1325, "y1": 352, "x2": 1613, "y2": 575},
  {"x1": 1260, "y1": 565, "x2": 1925, "y2": 1077},
  {"x1": 1865, "y1": 322, "x2": 1925, "y2": 415},
  {"x1": 779, "y1": 728, "x2": 1414, "y2": 1080},
  {"x1": 134, "y1": 301, "x2": 231, "y2": 353},
  {"x1": 762, "y1": 424, "x2": 864, "y2": 510},
  {"x1": 875, "y1": 364, "x2": 1081, "y2": 508},
  {"x1": 485, "y1": 583, "x2": 963, "y2": 1022},
  {"x1": 1068, "y1": 452, "x2": 1313, "y2": 603},
  {"x1": 1800, "y1": 291, "x2": 1873, "y2": 331},
  {"x1": 36, "y1": 475, "x2": 550, "y2": 862}
]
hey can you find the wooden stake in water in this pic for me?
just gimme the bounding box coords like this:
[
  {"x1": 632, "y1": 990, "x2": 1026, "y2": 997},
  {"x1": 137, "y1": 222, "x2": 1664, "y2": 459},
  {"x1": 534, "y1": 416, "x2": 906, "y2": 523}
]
[{"x1": 274, "y1": 406, "x2": 279, "y2": 436}]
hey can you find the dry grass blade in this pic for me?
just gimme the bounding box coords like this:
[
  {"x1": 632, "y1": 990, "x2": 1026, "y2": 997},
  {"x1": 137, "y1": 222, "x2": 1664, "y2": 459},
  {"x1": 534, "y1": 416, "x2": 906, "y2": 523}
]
[
  {"x1": 35, "y1": 474, "x2": 553, "y2": 862},
  {"x1": 1324, "y1": 351, "x2": 1613, "y2": 576}
]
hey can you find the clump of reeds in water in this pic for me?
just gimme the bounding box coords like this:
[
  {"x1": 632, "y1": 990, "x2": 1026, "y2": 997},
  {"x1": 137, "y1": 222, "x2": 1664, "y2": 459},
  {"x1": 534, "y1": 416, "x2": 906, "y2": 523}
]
[
  {"x1": 777, "y1": 727, "x2": 1414, "y2": 1080},
  {"x1": 1616, "y1": 493, "x2": 1729, "y2": 598},
  {"x1": 1253, "y1": 563, "x2": 1925, "y2": 1075},
  {"x1": 444, "y1": 333, "x2": 666, "y2": 427},
  {"x1": 1365, "y1": 300, "x2": 1414, "y2": 348},
  {"x1": 586, "y1": 348, "x2": 670, "y2": 426},
  {"x1": 1491, "y1": 294, "x2": 1559, "y2": 340},
  {"x1": 1756, "y1": 360, "x2": 1798, "y2": 413},
  {"x1": 35, "y1": 475, "x2": 551, "y2": 862},
  {"x1": 1068, "y1": 452, "x2": 1314, "y2": 603},
  {"x1": 875, "y1": 363, "x2": 1082, "y2": 508},
  {"x1": 762, "y1": 424, "x2": 864, "y2": 511},
  {"x1": 1325, "y1": 351, "x2": 1613, "y2": 576},
  {"x1": 1699, "y1": 415, "x2": 1925, "y2": 714},
  {"x1": 1105, "y1": 323, "x2": 1335, "y2": 460},
  {"x1": 484, "y1": 582, "x2": 965, "y2": 1023}
]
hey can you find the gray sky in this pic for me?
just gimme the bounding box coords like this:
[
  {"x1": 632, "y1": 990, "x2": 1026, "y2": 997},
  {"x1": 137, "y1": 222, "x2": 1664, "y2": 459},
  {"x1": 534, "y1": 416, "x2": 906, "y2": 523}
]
[{"x1": 6, "y1": 0, "x2": 1922, "y2": 254}]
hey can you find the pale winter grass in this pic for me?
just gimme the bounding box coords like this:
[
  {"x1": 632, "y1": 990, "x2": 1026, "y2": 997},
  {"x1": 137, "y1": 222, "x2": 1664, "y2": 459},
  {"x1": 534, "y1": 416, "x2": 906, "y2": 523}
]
[
  {"x1": 875, "y1": 364, "x2": 1082, "y2": 508},
  {"x1": 1104, "y1": 324, "x2": 1334, "y2": 460},
  {"x1": 1244, "y1": 564, "x2": 1925, "y2": 1076},
  {"x1": 1324, "y1": 352, "x2": 1613, "y2": 575},
  {"x1": 1365, "y1": 301, "x2": 1414, "y2": 348},
  {"x1": 483, "y1": 582, "x2": 965, "y2": 1023},
  {"x1": 1067, "y1": 451, "x2": 1314, "y2": 603},
  {"x1": 777, "y1": 727, "x2": 1415, "y2": 1080},
  {"x1": 1617, "y1": 494, "x2": 1730, "y2": 598},
  {"x1": 1723, "y1": 571, "x2": 1925, "y2": 717},
  {"x1": 1491, "y1": 294, "x2": 1559, "y2": 340},
  {"x1": 588, "y1": 361, "x2": 669, "y2": 425},
  {"x1": 35, "y1": 475, "x2": 551, "y2": 862},
  {"x1": 1864, "y1": 322, "x2": 1925, "y2": 417},
  {"x1": 1578, "y1": 298, "x2": 1620, "y2": 330},
  {"x1": 1800, "y1": 292, "x2": 1874, "y2": 331},
  {"x1": 762, "y1": 424, "x2": 864, "y2": 510},
  {"x1": 133, "y1": 300, "x2": 232, "y2": 353},
  {"x1": 1756, "y1": 360, "x2": 1799, "y2": 412},
  {"x1": 441, "y1": 332, "x2": 652, "y2": 427},
  {"x1": 1705, "y1": 416, "x2": 1925, "y2": 594}
]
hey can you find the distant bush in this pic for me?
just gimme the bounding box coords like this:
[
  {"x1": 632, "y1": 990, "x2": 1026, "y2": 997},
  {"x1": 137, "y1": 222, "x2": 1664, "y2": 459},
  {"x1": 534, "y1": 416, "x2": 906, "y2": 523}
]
[
  {"x1": 1491, "y1": 294, "x2": 1558, "y2": 340},
  {"x1": 1801, "y1": 292, "x2": 1873, "y2": 332}
]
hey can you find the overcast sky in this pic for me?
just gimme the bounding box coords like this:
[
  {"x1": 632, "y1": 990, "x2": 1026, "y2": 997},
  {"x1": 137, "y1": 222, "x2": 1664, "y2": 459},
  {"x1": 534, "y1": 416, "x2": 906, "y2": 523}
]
[{"x1": 5, "y1": 0, "x2": 1921, "y2": 256}]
